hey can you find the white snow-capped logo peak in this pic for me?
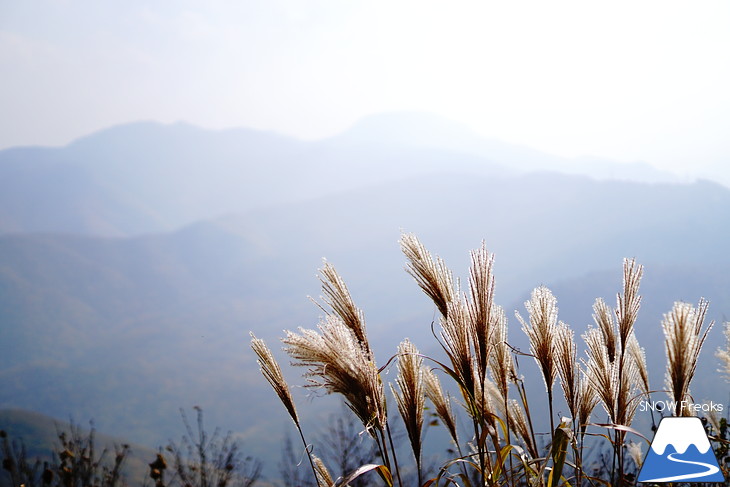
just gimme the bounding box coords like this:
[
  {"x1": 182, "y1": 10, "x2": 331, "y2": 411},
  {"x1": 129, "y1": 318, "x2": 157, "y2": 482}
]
[{"x1": 649, "y1": 416, "x2": 712, "y2": 455}]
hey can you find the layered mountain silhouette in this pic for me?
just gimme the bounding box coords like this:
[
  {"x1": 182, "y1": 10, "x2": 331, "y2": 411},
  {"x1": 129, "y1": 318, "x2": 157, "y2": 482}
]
[{"x1": 0, "y1": 112, "x2": 682, "y2": 236}]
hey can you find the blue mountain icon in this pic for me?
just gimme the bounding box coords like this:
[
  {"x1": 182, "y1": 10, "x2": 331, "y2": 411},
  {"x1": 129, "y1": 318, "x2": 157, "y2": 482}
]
[{"x1": 638, "y1": 416, "x2": 724, "y2": 483}]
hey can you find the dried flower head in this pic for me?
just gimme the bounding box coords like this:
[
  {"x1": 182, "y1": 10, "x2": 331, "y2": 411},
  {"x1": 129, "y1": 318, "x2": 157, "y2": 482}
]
[
  {"x1": 283, "y1": 315, "x2": 386, "y2": 432},
  {"x1": 592, "y1": 298, "x2": 616, "y2": 362},
  {"x1": 576, "y1": 372, "x2": 598, "y2": 436},
  {"x1": 506, "y1": 399, "x2": 538, "y2": 459},
  {"x1": 517, "y1": 286, "x2": 558, "y2": 395},
  {"x1": 423, "y1": 367, "x2": 458, "y2": 445},
  {"x1": 627, "y1": 334, "x2": 649, "y2": 397},
  {"x1": 441, "y1": 298, "x2": 476, "y2": 400},
  {"x1": 616, "y1": 258, "x2": 643, "y2": 350},
  {"x1": 663, "y1": 299, "x2": 713, "y2": 416},
  {"x1": 400, "y1": 233, "x2": 455, "y2": 318},
  {"x1": 467, "y1": 242, "x2": 497, "y2": 380},
  {"x1": 318, "y1": 262, "x2": 371, "y2": 358},
  {"x1": 311, "y1": 455, "x2": 333, "y2": 487},
  {"x1": 391, "y1": 339, "x2": 425, "y2": 467},
  {"x1": 250, "y1": 332, "x2": 298, "y2": 424},
  {"x1": 555, "y1": 321, "x2": 577, "y2": 419},
  {"x1": 489, "y1": 305, "x2": 514, "y2": 402},
  {"x1": 583, "y1": 326, "x2": 618, "y2": 423}
]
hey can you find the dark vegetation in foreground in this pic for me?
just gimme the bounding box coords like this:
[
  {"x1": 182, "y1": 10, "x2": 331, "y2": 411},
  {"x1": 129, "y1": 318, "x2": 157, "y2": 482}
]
[{"x1": 0, "y1": 408, "x2": 260, "y2": 487}]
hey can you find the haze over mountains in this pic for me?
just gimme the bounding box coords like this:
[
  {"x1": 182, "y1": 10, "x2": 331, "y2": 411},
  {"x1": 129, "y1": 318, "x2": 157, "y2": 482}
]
[
  {"x1": 1, "y1": 112, "x2": 728, "y2": 478},
  {"x1": 0, "y1": 112, "x2": 684, "y2": 237}
]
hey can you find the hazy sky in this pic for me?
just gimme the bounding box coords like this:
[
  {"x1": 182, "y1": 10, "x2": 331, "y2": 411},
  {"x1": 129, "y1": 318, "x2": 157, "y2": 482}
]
[{"x1": 2, "y1": 1, "x2": 729, "y2": 179}]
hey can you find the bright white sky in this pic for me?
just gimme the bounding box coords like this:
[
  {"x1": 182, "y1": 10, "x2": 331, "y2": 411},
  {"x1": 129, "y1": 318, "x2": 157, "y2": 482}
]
[{"x1": 1, "y1": 1, "x2": 729, "y2": 180}]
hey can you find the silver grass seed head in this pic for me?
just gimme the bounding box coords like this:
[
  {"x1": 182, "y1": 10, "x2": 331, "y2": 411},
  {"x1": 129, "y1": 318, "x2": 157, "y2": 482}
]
[
  {"x1": 471, "y1": 366, "x2": 497, "y2": 424},
  {"x1": 627, "y1": 334, "x2": 650, "y2": 396},
  {"x1": 311, "y1": 455, "x2": 334, "y2": 487},
  {"x1": 400, "y1": 233, "x2": 455, "y2": 318},
  {"x1": 662, "y1": 299, "x2": 713, "y2": 416},
  {"x1": 441, "y1": 298, "x2": 476, "y2": 397},
  {"x1": 392, "y1": 339, "x2": 426, "y2": 461},
  {"x1": 250, "y1": 332, "x2": 299, "y2": 424},
  {"x1": 507, "y1": 399, "x2": 538, "y2": 459},
  {"x1": 283, "y1": 315, "x2": 386, "y2": 431},
  {"x1": 423, "y1": 367, "x2": 458, "y2": 444},
  {"x1": 616, "y1": 258, "x2": 643, "y2": 349},
  {"x1": 555, "y1": 321, "x2": 577, "y2": 418},
  {"x1": 616, "y1": 347, "x2": 642, "y2": 425},
  {"x1": 592, "y1": 298, "x2": 617, "y2": 362},
  {"x1": 318, "y1": 261, "x2": 371, "y2": 358},
  {"x1": 517, "y1": 285, "x2": 558, "y2": 395},
  {"x1": 467, "y1": 242, "x2": 496, "y2": 377},
  {"x1": 583, "y1": 326, "x2": 618, "y2": 422},
  {"x1": 489, "y1": 306, "x2": 515, "y2": 400},
  {"x1": 576, "y1": 371, "x2": 598, "y2": 434}
]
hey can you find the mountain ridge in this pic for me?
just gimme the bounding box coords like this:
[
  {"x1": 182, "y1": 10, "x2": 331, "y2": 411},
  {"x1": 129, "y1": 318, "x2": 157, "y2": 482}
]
[{"x1": 0, "y1": 113, "x2": 687, "y2": 237}]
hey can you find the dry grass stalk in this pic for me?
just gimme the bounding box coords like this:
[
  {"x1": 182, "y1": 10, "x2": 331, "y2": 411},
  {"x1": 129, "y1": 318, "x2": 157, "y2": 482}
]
[
  {"x1": 582, "y1": 262, "x2": 647, "y2": 485},
  {"x1": 391, "y1": 339, "x2": 425, "y2": 473},
  {"x1": 593, "y1": 298, "x2": 616, "y2": 362},
  {"x1": 471, "y1": 366, "x2": 498, "y2": 426},
  {"x1": 517, "y1": 286, "x2": 558, "y2": 397},
  {"x1": 583, "y1": 326, "x2": 618, "y2": 423},
  {"x1": 517, "y1": 286, "x2": 558, "y2": 436},
  {"x1": 717, "y1": 322, "x2": 730, "y2": 382},
  {"x1": 423, "y1": 367, "x2": 458, "y2": 446},
  {"x1": 627, "y1": 335, "x2": 649, "y2": 397},
  {"x1": 616, "y1": 258, "x2": 643, "y2": 350},
  {"x1": 502, "y1": 398, "x2": 538, "y2": 459},
  {"x1": 555, "y1": 322, "x2": 578, "y2": 421},
  {"x1": 663, "y1": 298, "x2": 713, "y2": 416},
  {"x1": 467, "y1": 242, "x2": 497, "y2": 381},
  {"x1": 250, "y1": 332, "x2": 298, "y2": 424},
  {"x1": 442, "y1": 298, "x2": 476, "y2": 400},
  {"x1": 489, "y1": 306, "x2": 514, "y2": 404},
  {"x1": 400, "y1": 233, "x2": 455, "y2": 318},
  {"x1": 615, "y1": 346, "x2": 642, "y2": 425},
  {"x1": 616, "y1": 261, "x2": 644, "y2": 424},
  {"x1": 283, "y1": 315, "x2": 387, "y2": 432},
  {"x1": 311, "y1": 455, "x2": 334, "y2": 487},
  {"x1": 584, "y1": 329, "x2": 641, "y2": 426},
  {"x1": 584, "y1": 285, "x2": 647, "y2": 428},
  {"x1": 319, "y1": 262, "x2": 371, "y2": 358},
  {"x1": 575, "y1": 374, "x2": 598, "y2": 437}
]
